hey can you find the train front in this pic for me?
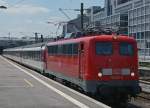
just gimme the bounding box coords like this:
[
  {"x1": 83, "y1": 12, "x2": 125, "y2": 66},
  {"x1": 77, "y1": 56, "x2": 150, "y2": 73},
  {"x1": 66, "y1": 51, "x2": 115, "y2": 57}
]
[{"x1": 86, "y1": 35, "x2": 141, "y2": 103}]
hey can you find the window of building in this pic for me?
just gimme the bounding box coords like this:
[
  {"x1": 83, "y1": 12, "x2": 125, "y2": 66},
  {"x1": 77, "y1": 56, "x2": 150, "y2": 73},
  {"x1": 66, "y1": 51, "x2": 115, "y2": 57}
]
[
  {"x1": 133, "y1": 10, "x2": 137, "y2": 17},
  {"x1": 130, "y1": 19, "x2": 133, "y2": 26},
  {"x1": 146, "y1": 23, "x2": 150, "y2": 31},
  {"x1": 133, "y1": 33, "x2": 137, "y2": 38},
  {"x1": 146, "y1": 42, "x2": 150, "y2": 48},
  {"x1": 141, "y1": 16, "x2": 145, "y2": 23},
  {"x1": 133, "y1": 18, "x2": 137, "y2": 25},
  {"x1": 120, "y1": 21, "x2": 128, "y2": 27},
  {"x1": 145, "y1": 0, "x2": 150, "y2": 4},
  {"x1": 145, "y1": 15, "x2": 149, "y2": 23},
  {"x1": 137, "y1": 17, "x2": 140, "y2": 24},
  {"x1": 140, "y1": 32, "x2": 144, "y2": 39},
  {"x1": 137, "y1": 8, "x2": 141, "y2": 16},
  {"x1": 145, "y1": 5, "x2": 149, "y2": 14},
  {"x1": 141, "y1": 24, "x2": 145, "y2": 31},
  {"x1": 134, "y1": 0, "x2": 143, "y2": 8},
  {"x1": 137, "y1": 32, "x2": 141, "y2": 39},
  {"x1": 117, "y1": 0, "x2": 131, "y2": 5},
  {"x1": 138, "y1": 25, "x2": 142, "y2": 31},
  {"x1": 141, "y1": 7, "x2": 145, "y2": 15},
  {"x1": 133, "y1": 26, "x2": 137, "y2": 32},
  {"x1": 145, "y1": 31, "x2": 150, "y2": 39},
  {"x1": 129, "y1": 11, "x2": 133, "y2": 19}
]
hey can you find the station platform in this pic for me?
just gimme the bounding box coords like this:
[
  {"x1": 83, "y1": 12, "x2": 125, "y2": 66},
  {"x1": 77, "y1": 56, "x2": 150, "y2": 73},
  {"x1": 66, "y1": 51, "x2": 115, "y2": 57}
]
[{"x1": 0, "y1": 56, "x2": 110, "y2": 108}]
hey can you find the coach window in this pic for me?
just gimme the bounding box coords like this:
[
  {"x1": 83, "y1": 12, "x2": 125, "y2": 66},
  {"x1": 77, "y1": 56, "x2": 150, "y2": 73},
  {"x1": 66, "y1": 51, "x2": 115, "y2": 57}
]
[
  {"x1": 34, "y1": 51, "x2": 36, "y2": 60},
  {"x1": 48, "y1": 46, "x2": 53, "y2": 55},
  {"x1": 32, "y1": 51, "x2": 34, "y2": 60},
  {"x1": 38, "y1": 51, "x2": 41, "y2": 61},
  {"x1": 23, "y1": 51, "x2": 25, "y2": 59},
  {"x1": 62, "y1": 44, "x2": 67, "y2": 54},
  {"x1": 34, "y1": 51, "x2": 37, "y2": 60},
  {"x1": 58, "y1": 45, "x2": 62, "y2": 55},
  {"x1": 30, "y1": 51, "x2": 34, "y2": 60},
  {"x1": 48, "y1": 46, "x2": 52, "y2": 55},
  {"x1": 54, "y1": 45, "x2": 58, "y2": 54},
  {"x1": 37, "y1": 51, "x2": 40, "y2": 61},
  {"x1": 39, "y1": 51, "x2": 41, "y2": 61},
  {"x1": 35, "y1": 51, "x2": 38, "y2": 61},
  {"x1": 51, "y1": 46, "x2": 54, "y2": 54},
  {"x1": 35, "y1": 51, "x2": 37, "y2": 60},
  {"x1": 29, "y1": 51, "x2": 31, "y2": 59},
  {"x1": 72, "y1": 43, "x2": 78, "y2": 55},
  {"x1": 30, "y1": 51, "x2": 32, "y2": 60},
  {"x1": 35, "y1": 51, "x2": 38, "y2": 60},
  {"x1": 25, "y1": 51, "x2": 27, "y2": 59},
  {"x1": 96, "y1": 42, "x2": 112, "y2": 55},
  {"x1": 67, "y1": 44, "x2": 72, "y2": 55}
]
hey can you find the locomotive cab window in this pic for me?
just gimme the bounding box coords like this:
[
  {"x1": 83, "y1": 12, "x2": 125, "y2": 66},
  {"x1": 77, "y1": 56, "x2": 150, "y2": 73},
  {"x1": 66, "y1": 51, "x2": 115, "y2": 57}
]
[
  {"x1": 96, "y1": 42, "x2": 112, "y2": 55},
  {"x1": 120, "y1": 42, "x2": 134, "y2": 56}
]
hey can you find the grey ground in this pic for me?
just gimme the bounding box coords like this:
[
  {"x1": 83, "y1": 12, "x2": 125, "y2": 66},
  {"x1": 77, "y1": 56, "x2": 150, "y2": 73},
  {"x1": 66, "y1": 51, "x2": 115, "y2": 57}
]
[{"x1": 0, "y1": 56, "x2": 109, "y2": 108}]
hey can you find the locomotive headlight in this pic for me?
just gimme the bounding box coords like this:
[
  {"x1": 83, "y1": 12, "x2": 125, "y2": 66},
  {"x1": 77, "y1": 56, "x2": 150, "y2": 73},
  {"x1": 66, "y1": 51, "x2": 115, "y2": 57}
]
[
  {"x1": 98, "y1": 72, "x2": 102, "y2": 77},
  {"x1": 131, "y1": 72, "x2": 135, "y2": 77}
]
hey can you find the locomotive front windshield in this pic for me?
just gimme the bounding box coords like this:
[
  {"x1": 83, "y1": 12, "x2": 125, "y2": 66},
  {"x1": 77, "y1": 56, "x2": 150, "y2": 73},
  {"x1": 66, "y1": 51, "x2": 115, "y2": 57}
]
[
  {"x1": 96, "y1": 42, "x2": 112, "y2": 55},
  {"x1": 120, "y1": 42, "x2": 134, "y2": 56}
]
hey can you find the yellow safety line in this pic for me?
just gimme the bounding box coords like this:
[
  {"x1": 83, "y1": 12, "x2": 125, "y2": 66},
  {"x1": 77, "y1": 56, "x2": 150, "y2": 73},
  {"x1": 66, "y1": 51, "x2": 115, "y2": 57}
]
[{"x1": 24, "y1": 79, "x2": 34, "y2": 87}]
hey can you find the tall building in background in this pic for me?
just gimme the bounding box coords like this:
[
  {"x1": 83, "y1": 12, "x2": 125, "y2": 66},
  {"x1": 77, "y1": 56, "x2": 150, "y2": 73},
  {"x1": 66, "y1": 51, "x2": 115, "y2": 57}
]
[{"x1": 128, "y1": 0, "x2": 150, "y2": 59}]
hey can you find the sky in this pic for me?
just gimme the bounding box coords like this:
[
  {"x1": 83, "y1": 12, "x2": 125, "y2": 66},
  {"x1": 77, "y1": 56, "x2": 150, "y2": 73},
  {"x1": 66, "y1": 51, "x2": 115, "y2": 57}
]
[{"x1": 0, "y1": 0, "x2": 104, "y2": 38}]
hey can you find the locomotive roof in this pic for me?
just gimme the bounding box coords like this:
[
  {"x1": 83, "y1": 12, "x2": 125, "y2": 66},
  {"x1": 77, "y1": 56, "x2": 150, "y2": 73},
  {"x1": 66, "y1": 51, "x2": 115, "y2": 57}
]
[
  {"x1": 4, "y1": 35, "x2": 135, "y2": 51},
  {"x1": 47, "y1": 35, "x2": 136, "y2": 46}
]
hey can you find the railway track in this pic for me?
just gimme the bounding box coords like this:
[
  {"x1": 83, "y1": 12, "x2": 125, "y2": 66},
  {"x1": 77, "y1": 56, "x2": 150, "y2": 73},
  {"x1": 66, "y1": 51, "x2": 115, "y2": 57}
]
[
  {"x1": 137, "y1": 92, "x2": 150, "y2": 100},
  {"x1": 138, "y1": 80, "x2": 150, "y2": 100},
  {"x1": 140, "y1": 80, "x2": 150, "y2": 93},
  {"x1": 139, "y1": 67, "x2": 150, "y2": 77},
  {"x1": 128, "y1": 80, "x2": 150, "y2": 108}
]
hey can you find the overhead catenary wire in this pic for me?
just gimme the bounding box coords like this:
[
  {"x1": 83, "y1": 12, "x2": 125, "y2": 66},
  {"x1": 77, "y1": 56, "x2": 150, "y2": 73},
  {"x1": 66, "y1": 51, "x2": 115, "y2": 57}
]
[
  {"x1": 0, "y1": 0, "x2": 26, "y2": 8},
  {"x1": 10, "y1": 0, "x2": 26, "y2": 7}
]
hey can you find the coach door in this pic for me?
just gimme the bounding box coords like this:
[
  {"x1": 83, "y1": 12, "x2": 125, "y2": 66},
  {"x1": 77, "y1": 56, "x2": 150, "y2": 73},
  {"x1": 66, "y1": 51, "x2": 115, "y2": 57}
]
[{"x1": 79, "y1": 42, "x2": 84, "y2": 80}]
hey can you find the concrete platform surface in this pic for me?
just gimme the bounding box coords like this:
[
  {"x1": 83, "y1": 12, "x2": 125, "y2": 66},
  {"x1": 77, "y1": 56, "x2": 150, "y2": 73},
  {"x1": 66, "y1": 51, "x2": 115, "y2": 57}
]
[{"x1": 0, "y1": 56, "x2": 110, "y2": 108}]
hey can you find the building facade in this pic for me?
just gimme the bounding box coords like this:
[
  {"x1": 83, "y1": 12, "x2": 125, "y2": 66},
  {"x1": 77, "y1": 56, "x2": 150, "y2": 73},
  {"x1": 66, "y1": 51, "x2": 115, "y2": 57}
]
[{"x1": 128, "y1": 1, "x2": 150, "y2": 60}]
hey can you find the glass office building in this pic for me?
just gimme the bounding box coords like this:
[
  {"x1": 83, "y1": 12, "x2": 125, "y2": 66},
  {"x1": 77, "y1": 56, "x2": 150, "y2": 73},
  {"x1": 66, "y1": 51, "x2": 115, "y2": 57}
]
[{"x1": 128, "y1": 3, "x2": 150, "y2": 60}]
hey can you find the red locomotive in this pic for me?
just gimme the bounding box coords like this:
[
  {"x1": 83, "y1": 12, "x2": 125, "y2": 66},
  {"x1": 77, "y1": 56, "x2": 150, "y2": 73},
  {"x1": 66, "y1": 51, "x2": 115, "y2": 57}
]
[{"x1": 3, "y1": 33, "x2": 141, "y2": 104}]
